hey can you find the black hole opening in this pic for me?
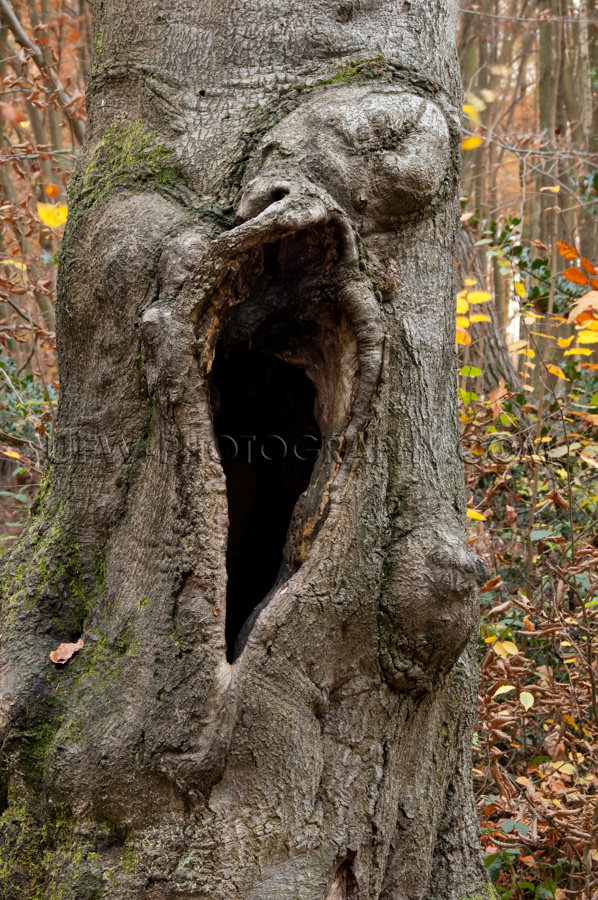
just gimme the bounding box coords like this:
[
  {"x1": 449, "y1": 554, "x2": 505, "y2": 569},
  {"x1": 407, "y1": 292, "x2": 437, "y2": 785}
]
[{"x1": 211, "y1": 347, "x2": 321, "y2": 662}]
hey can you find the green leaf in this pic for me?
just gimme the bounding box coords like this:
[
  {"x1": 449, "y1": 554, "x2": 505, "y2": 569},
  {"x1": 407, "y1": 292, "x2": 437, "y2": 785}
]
[
  {"x1": 530, "y1": 529, "x2": 554, "y2": 541},
  {"x1": 459, "y1": 365, "x2": 483, "y2": 377},
  {"x1": 519, "y1": 691, "x2": 534, "y2": 711}
]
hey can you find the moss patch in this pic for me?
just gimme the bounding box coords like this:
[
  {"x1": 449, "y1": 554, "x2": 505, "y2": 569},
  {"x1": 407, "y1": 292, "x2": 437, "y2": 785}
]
[
  {"x1": 69, "y1": 119, "x2": 183, "y2": 217},
  {"x1": 0, "y1": 790, "x2": 104, "y2": 900}
]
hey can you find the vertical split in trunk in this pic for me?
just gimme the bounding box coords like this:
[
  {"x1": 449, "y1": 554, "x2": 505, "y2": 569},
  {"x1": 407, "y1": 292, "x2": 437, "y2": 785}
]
[{"x1": 210, "y1": 347, "x2": 321, "y2": 661}]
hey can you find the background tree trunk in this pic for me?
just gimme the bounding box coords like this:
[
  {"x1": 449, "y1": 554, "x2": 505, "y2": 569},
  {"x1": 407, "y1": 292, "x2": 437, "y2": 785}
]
[{"x1": 0, "y1": 2, "x2": 492, "y2": 898}]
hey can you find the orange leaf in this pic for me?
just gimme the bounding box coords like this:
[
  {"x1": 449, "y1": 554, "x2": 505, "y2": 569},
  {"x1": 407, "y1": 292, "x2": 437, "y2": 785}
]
[
  {"x1": 49, "y1": 638, "x2": 84, "y2": 665},
  {"x1": 481, "y1": 575, "x2": 501, "y2": 593},
  {"x1": 44, "y1": 184, "x2": 60, "y2": 199},
  {"x1": 556, "y1": 240, "x2": 578, "y2": 260},
  {"x1": 567, "y1": 291, "x2": 598, "y2": 322},
  {"x1": 580, "y1": 257, "x2": 597, "y2": 275},
  {"x1": 562, "y1": 267, "x2": 589, "y2": 285}
]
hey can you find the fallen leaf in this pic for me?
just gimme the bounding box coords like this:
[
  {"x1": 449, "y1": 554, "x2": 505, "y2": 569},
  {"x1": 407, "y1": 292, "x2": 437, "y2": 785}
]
[
  {"x1": 493, "y1": 640, "x2": 519, "y2": 658},
  {"x1": 49, "y1": 638, "x2": 84, "y2": 665},
  {"x1": 492, "y1": 684, "x2": 516, "y2": 698},
  {"x1": 519, "y1": 691, "x2": 534, "y2": 711},
  {"x1": 546, "y1": 489, "x2": 569, "y2": 509}
]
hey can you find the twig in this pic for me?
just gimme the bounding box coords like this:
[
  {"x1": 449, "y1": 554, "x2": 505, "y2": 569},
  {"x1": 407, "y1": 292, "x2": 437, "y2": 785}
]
[{"x1": 0, "y1": 0, "x2": 85, "y2": 144}]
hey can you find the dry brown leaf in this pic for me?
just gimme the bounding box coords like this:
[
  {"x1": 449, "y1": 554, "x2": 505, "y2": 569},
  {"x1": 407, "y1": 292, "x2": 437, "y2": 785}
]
[
  {"x1": 49, "y1": 638, "x2": 84, "y2": 665},
  {"x1": 546, "y1": 489, "x2": 569, "y2": 510}
]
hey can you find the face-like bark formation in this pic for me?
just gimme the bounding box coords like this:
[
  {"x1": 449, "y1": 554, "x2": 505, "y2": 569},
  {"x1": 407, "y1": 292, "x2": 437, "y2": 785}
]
[{"x1": 0, "y1": 3, "x2": 492, "y2": 899}]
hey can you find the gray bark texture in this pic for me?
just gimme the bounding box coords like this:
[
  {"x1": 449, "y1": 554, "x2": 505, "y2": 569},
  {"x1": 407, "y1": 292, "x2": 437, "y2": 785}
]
[{"x1": 0, "y1": 2, "x2": 494, "y2": 898}]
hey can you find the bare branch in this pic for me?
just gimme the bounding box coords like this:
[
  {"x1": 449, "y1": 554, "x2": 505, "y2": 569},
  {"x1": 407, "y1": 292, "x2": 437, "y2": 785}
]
[{"x1": 0, "y1": 0, "x2": 85, "y2": 144}]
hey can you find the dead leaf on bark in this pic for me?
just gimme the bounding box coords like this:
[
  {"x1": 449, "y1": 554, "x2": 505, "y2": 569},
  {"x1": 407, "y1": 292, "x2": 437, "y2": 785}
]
[{"x1": 49, "y1": 638, "x2": 84, "y2": 664}]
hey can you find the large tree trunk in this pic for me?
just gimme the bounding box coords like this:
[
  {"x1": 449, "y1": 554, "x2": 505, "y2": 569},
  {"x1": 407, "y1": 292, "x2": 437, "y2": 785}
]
[{"x1": 0, "y1": 2, "x2": 492, "y2": 898}]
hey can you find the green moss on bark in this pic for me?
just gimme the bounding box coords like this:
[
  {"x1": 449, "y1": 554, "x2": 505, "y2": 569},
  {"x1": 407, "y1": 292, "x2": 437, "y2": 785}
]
[
  {"x1": 0, "y1": 790, "x2": 104, "y2": 900},
  {"x1": 72, "y1": 119, "x2": 183, "y2": 214}
]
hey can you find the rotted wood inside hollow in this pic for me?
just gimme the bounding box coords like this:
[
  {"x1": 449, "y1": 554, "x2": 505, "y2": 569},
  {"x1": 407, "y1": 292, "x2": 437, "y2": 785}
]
[{"x1": 208, "y1": 223, "x2": 359, "y2": 661}]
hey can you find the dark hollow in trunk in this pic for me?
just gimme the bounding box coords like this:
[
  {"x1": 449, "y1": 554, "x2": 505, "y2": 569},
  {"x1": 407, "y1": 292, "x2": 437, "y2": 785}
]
[
  {"x1": 211, "y1": 347, "x2": 320, "y2": 660},
  {"x1": 208, "y1": 226, "x2": 352, "y2": 660}
]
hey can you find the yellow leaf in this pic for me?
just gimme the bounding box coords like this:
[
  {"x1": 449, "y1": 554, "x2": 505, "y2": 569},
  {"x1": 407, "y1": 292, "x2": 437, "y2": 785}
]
[
  {"x1": 549, "y1": 761, "x2": 575, "y2": 775},
  {"x1": 540, "y1": 185, "x2": 560, "y2": 193},
  {"x1": 464, "y1": 277, "x2": 477, "y2": 287},
  {"x1": 456, "y1": 328, "x2": 471, "y2": 346},
  {"x1": 456, "y1": 296, "x2": 469, "y2": 314},
  {"x1": 519, "y1": 348, "x2": 535, "y2": 358},
  {"x1": 493, "y1": 640, "x2": 519, "y2": 658},
  {"x1": 577, "y1": 330, "x2": 598, "y2": 344},
  {"x1": 462, "y1": 104, "x2": 481, "y2": 125},
  {"x1": 546, "y1": 363, "x2": 569, "y2": 380},
  {"x1": 514, "y1": 282, "x2": 526, "y2": 298},
  {"x1": 467, "y1": 291, "x2": 492, "y2": 304},
  {"x1": 519, "y1": 691, "x2": 534, "y2": 710},
  {"x1": 461, "y1": 136, "x2": 483, "y2": 150},
  {"x1": 464, "y1": 92, "x2": 486, "y2": 112},
  {"x1": 470, "y1": 313, "x2": 491, "y2": 323},
  {"x1": 1, "y1": 258, "x2": 27, "y2": 271},
  {"x1": 558, "y1": 336, "x2": 574, "y2": 348},
  {"x1": 37, "y1": 202, "x2": 68, "y2": 228},
  {"x1": 492, "y1": 684, "x2": 516, "y2": 698},
  {"x1": 564, "y1": 348, "x2": 592, "y2": 356},
  {"x1": 467, "y1": 509, "x2": 486, "y2": 521},
  {"x1": 456, "y1": 316, "x2": 470, "y2": 329},
  {"x1": 508, "y1": 339, "x2": 527, "y2": 352},
  {"x1": 2, "y1": 449, "x2": 22, "y2": 460}
]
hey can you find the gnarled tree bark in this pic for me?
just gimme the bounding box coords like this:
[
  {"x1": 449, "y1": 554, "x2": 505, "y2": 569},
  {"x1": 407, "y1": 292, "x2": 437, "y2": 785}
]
[{"x1": 0, "y1": 2, "x2": 493, "y2": 898}]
